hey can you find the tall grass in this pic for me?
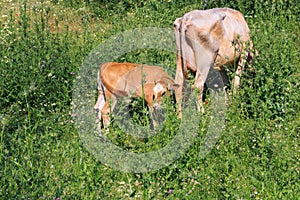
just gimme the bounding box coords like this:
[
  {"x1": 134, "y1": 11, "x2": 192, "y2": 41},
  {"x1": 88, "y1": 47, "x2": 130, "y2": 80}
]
[{"x1": 1, "y1": 0, "x2": 299, "y2": 199}]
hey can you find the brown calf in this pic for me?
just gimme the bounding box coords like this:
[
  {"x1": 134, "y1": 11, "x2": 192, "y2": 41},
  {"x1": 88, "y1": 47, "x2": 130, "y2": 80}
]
[{"x1": 94, "y1": 62, "x2": 179, "y2": 129}]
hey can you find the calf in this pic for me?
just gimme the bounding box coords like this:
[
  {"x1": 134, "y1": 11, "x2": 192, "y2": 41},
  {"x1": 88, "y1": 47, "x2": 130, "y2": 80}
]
[{"x1": 94, "y1": 62, "x2": 179, "y2": 129}]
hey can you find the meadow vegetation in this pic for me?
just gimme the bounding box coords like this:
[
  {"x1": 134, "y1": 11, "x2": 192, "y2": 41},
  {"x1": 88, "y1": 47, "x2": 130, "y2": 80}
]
[{"x1": 0, "y1": 0, "x2": 299, "y2": 199}]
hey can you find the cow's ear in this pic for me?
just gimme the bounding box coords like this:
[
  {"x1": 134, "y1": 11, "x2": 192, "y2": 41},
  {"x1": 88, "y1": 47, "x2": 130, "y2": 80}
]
[
  {"x1": 214, "y1": 12, "x2": 226, "y2": 20},
  {"x1": 219, "y1": 13, "x2": 226, "y2": 20}
]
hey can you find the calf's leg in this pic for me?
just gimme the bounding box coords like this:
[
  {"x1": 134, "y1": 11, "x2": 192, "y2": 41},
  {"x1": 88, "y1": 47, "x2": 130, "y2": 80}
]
[
  {"x1": 94, "y1": 93, "x2": 105, "y2": 123},
  {"x1": 101, "y1": 91, "x2": 117, "y2": 128}
]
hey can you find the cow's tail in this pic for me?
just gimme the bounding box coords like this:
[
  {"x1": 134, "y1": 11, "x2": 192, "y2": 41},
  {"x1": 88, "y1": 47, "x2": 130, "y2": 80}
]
[
  {"x1": 174, "y1": 17, "x2": 188, "y2": 79},
  {"x1": 180, "y1": 18, "x2": 189, "y2": 79}
]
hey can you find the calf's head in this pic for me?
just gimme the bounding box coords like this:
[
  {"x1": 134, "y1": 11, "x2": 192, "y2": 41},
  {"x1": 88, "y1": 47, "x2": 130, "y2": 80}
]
[
  {"x1": 150, "y1": 79, "x2": 179, "y2": 109},
  {"x1": 136, "y1": 79, "x2": 179, "y2": 109}
]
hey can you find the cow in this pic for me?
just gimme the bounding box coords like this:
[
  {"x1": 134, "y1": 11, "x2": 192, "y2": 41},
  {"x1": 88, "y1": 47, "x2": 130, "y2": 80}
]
[
  {"x1": 94, "y1": 62, "x2": 179, "y2": 130},
  {"x1": 174, "y1": 7, "x2": 254, "y2": 117}
]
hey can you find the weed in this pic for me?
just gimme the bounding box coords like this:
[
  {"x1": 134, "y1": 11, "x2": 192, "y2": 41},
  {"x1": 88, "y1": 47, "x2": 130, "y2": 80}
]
[{"x1": 0, "y1": 0, "x2": 299, "y2": 199}]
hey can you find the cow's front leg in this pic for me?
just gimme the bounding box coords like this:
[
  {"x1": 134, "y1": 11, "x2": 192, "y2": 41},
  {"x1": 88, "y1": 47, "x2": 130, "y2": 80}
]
[{"x1": 193, "y1": 71, "x2": 205, "y2": 114}]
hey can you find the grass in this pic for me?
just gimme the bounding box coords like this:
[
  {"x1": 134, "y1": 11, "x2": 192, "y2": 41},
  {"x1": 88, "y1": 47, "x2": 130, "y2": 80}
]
[{"x1": 0, "y1": 0, "x2": 299, "y2": 199}]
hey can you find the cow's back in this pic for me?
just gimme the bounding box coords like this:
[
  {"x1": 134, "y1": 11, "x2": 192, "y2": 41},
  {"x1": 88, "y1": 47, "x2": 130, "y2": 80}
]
[{"x1": 184, "y1": 8, "x2": 250, "y2": 41}]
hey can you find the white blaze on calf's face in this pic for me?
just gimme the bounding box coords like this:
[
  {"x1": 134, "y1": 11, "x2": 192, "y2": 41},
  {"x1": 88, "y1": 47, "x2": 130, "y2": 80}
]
[{"x1": 152, "y1": 82, "x2": 166, "y2": 108}]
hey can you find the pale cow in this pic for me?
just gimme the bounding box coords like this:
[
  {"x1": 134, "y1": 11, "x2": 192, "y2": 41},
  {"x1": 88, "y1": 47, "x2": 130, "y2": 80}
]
[
  {"x1": 174, "y1": 7, "x2": 254, "y2": 117},
  {"x1": 94, "y1": 62, "x2": 179, "y2": 129}
]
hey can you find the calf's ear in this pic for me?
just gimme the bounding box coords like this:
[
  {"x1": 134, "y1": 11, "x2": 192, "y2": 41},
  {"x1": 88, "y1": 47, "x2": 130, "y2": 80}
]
[{"x1": 168, "y1": 83, "x2": 180, "y2": 91}]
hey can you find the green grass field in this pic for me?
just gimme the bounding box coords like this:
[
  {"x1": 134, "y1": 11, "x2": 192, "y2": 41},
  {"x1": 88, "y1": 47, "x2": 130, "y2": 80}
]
[{"x1": 0, "y1": 0, "x2": 299, "y2": 199}]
